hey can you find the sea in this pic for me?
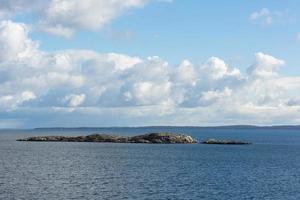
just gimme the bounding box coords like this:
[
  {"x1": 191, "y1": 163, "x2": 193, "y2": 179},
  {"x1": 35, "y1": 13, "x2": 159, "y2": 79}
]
[{"x1": 1, "y1": 126, "x2": 300, "y2": 200}]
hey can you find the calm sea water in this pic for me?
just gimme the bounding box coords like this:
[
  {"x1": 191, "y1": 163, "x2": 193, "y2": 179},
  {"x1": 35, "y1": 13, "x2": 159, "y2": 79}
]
[{"x1": 1, "y1": 127, "x2": 300, "y2": 200}]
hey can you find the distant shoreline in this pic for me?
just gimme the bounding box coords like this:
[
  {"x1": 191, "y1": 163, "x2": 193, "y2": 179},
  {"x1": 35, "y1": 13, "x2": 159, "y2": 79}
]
[
  {"x1": 33, "y1": 125, "x2": 300, "y2": 131},
  {"x1": 2, "y1": 125, "x2": 300, "y2": 131}
]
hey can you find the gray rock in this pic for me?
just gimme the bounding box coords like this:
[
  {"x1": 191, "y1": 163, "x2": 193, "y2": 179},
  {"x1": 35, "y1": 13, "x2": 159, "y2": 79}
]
[
  {"x1": 202, "y1": 138, "x2": 251, "y2": 145},
  {"x1": 18, "y1": 132, "x2": 198, "y2": 144}
]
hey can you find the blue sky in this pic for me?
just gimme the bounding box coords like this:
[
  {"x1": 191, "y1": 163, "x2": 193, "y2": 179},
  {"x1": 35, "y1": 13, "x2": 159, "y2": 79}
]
[{"x1": 0, "y1": 0, "x2": 300, "y2": 128}]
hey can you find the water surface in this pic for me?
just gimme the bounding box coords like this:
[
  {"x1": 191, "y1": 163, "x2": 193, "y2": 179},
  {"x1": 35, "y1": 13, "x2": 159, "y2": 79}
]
[{"x1": 1, "y1": 127, "x2": 300, "y2": 199}]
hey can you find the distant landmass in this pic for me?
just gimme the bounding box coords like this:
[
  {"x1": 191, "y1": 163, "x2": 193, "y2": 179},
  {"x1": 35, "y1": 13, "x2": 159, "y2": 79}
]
[{"x1": 33, "y1": 125, "x2": 300, "y2": 131}]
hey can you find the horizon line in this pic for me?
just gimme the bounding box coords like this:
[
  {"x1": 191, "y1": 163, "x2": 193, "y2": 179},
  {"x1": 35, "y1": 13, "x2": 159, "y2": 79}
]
[{"x1": 2, "y1": 124, "x2": 300, "y2": 130}]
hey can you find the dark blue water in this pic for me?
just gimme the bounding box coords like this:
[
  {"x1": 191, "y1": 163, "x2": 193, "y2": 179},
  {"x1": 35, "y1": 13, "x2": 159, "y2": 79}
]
[{"x1": 1, "y1": 127, "x2": 300, "y2": 200}]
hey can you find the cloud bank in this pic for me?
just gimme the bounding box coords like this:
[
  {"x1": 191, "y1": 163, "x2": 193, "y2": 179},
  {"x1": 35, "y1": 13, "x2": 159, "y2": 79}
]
[{"x1": 1, "y1": 20, "x2": 300, "y2": 127}]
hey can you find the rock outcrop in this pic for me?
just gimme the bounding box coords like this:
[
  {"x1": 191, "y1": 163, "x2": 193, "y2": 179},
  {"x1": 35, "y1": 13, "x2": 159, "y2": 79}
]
[
  {"x1": 18, "y1": 133, "x2": 198, "y2": 144},
  {"x1": 202, "y1": 139, "x2": 251, "y2": 145}
]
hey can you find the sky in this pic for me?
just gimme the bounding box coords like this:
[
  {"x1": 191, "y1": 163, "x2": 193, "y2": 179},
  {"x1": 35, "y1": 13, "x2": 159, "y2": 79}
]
[{"x1": 0, "y1": 0, "x2": 300, "y2": 128}]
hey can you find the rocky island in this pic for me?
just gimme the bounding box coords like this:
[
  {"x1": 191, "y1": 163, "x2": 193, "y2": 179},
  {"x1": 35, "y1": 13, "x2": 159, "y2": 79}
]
[
  {"x1": 202, "y1": 138, "x2": 251, "y2": 145},
  {"x1": 18, "y1": 132, "x2": 198, "y2": 144}
]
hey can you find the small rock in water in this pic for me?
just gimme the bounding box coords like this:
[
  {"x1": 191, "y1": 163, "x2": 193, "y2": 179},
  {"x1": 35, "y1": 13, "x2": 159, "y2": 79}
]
[{"x1": 202, "y1": 138, "x2": 251, "y2": 145}]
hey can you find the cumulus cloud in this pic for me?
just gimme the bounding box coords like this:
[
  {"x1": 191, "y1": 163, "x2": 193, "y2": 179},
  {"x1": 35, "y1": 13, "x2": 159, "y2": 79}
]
[
  {"x1": 247, "y1": 52, "x2": 285, "y2": 77},
  {"x1": 42, "y1": 0, "x2": 145, "y2": 36},
  {"x1": 173, "y1": 60, "x2": 197, "y2": 86},
  {"x1": 0, "y1": 0, "x2": 149, "y2": 37},
  {"x1": 1, "y1": 20, "x2": 300, "y2": 127},
  {"x1": 199, "y1": 87, "x2": 232, "y2": 106},
  {"x1": 202, "y1": 57, "x2": 242, "y2": 80},
  {"x1": 0, "y1": 20, "x2": 38, "y2": 62},
  {"x1": 0, "y1": 90, "x2": 36, "y2": 112}
]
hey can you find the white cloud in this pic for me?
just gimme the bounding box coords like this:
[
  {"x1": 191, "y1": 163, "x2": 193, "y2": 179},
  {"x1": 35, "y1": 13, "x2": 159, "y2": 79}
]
[
  {"x1": 39, "y1": 24, "x2": 74, "y2": 39},
  {"x1": 199, "y1": 87, "x2": 232, "y2": 106},
  {"x1": 0, "y1": 20, "x2": 300, "y2": 127},
  {"x1": 247, "y1": 52, "x2": 285, "y2": 77},
  {"x1": 0, "y1": 0, "x2": 47, "y2": 18},
  {"x1": 63, "y1": 94, "x2": 85, "y2": 107},
  {"x1": 132, "y1": 81, "x2": 173, "y2": 106},
  {"x1": 20, "y1": 91, "x2": 36, "y2": 102},
  {"x1": 106, "y1": 53, "x2": 142, "y2": 71},
  {"x1": 297, "y1": 33, "x2": 300, "y2": 41},
  {"x1": 202, "y1": 57, "x2": 242, "y2": 80},
  {"x1": 173, "y1": 60, "x2": 197, "y2": 86},
  {"x1": 250, "y1": 8, "x2": 291, "y2": 26},
  {"x1": 0, "y1": 90, "x2": 36, "y2": 111},
  {"x1": 0, "y1": 20, "x2": 38, "y2": 62},
  {"x1": 0, "y1": 0, "x2": 149, "y2": 37},
  {"x1": 0, "y1": 0, "x2": 176, "y2": 38},
  {"x1": 250, "y1": 8, "x2": 273, "y2": 25},
  {"x1": 45, "y1": 0, "x2": 145, "y2": 30}
]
